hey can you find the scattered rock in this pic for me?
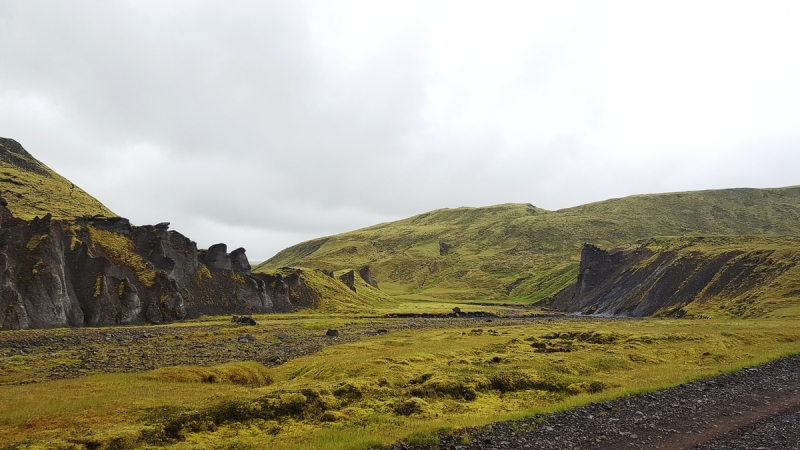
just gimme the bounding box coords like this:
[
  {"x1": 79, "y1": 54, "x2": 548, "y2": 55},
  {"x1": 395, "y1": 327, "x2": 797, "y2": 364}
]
[
  {"x1": 238, "y1": 333, "x2": 255, "y2": 343},
  {"x1": 326, "y1": 329, "x2": 340, "y2": 337}
]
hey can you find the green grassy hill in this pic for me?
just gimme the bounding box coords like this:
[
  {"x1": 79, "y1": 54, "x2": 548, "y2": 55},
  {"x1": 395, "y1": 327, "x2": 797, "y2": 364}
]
[
  {"x1": 0, "y1": 138, "x2": 115, "y2": 219},
  {"x1": 257, "y1": 187, "x2": 800, "y2": 302}
]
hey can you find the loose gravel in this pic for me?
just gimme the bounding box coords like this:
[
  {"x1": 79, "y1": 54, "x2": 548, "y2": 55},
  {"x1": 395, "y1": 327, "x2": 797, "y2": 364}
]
[{"x1": 397, "y1": 355, "x2": 800, "y2": 450}]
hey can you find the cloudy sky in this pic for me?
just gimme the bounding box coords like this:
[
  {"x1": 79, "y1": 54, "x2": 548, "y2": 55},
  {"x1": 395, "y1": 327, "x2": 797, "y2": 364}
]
[{"x1": 1, "y1": 1, "x2": 799, "y2": 260}]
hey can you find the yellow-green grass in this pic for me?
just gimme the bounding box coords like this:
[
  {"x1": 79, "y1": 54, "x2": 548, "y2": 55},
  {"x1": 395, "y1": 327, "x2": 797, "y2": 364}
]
[
  {"x1": 258, "y1": 187, "x2": 800, "y2": 304},
  {"x1": 0, "y1": 157, "x2": 115, "y2": 220},
  {"x1": 2, "y1": 318, "x2": 800, "y2": 449}
]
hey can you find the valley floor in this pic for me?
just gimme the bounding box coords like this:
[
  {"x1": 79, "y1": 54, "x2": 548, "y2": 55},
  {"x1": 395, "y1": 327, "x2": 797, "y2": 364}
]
[{"x1": 1, "y1": 309, "x2": 799, "y2": 449}]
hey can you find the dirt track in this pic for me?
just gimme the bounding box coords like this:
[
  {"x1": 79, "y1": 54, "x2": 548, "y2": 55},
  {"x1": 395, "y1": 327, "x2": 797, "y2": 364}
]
[{"x1": 404, "y1": 355, "x2": 800, "y2": 450}]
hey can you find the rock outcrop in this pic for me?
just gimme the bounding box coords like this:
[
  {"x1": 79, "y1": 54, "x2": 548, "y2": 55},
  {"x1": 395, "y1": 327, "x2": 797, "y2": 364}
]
[
  {"x1": 339, "y1": 270, "x2": 356, "y2": 292},
  {"x1": 359, "y1": 265, "x2": 379, "y2": 288},
  {"x1": 0, "y1": 202, "x2": 318, "y2": 330},
  {"x1": 550, "y1": 238, "x2": 800, "y2": 317}
]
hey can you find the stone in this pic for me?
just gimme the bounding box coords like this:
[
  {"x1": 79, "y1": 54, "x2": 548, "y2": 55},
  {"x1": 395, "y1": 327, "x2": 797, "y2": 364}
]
[
  {"x1": 238, "y1": 333, "x2": 255, "y2": 343},
  {"x1": 326, "y1": 329, "x2": 339, "y2": 337},
  {"x1": 232, "y1": 315, "x2": 257, "y2": 325}
]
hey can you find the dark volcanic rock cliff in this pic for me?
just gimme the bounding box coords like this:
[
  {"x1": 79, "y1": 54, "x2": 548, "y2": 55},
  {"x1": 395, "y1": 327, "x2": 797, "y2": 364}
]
[
  {"x1": 550, "y1": 238, "x2": 800, "y2": 318},
  {"x1": 0, "y1": 203, "x2": 317, "y2": 330}
]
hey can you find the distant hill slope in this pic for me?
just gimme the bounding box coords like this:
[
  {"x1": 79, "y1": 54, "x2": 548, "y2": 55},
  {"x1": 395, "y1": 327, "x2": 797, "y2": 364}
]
[
  {"x1": 550, "y1": 236, "x2": 800, "y2": 318},
  {"x1": 0, "y1": 137, "x2": 115, "y2": 219},
  {"x1": 258, "y1": 187, "x2": 800, "y2": 301}
]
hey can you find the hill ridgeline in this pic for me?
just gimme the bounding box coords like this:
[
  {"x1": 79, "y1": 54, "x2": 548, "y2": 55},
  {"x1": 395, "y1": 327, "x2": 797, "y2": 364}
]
[{"x1": 258, "y1": 187, "x2": 800, "y2": 304}]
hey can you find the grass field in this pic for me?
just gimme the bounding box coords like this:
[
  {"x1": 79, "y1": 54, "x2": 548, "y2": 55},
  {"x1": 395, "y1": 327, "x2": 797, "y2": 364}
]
[{"x1": 2, "y1": 314, "x2": 799, "y2": 449}]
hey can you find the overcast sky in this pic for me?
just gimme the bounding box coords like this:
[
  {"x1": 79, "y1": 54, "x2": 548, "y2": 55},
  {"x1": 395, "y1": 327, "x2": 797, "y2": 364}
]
[{"x1": 1, "y1": 1, "x2": 799, "y2": 260}]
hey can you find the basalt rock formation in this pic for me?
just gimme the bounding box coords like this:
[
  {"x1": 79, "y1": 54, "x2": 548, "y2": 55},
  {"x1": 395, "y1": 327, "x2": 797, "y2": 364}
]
[
  {"x1": 0, "y1": 202, "x2": 318, "y2": 330},
  {"x1": 550, "y1": 237, "x2": 800, "y2": 318},
  {"x1": 359, "y1": 265, "x2": 379, "y2": 288},
  {"x1": 339, "y1": 270, "x2": 356, "y2": 292}
]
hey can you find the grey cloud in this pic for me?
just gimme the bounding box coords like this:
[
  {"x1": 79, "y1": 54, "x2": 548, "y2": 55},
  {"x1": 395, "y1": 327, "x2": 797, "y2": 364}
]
[{"x1": 1, "y1": 1, "x2": 799, "y2": 260}]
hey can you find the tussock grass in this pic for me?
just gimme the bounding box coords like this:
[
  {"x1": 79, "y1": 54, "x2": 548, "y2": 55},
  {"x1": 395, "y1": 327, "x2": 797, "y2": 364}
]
[{"x1": 147, "y1": 362, "x2": 274, "y2": 386}]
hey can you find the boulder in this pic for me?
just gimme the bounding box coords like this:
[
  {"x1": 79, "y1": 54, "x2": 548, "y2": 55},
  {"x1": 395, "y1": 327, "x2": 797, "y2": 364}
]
[
  {"x1": 238, "y1": 333, "x2": 255, "y2": 343},
  {"x1": 232, "y1": 315, "x2": 257, "y2": 325}
]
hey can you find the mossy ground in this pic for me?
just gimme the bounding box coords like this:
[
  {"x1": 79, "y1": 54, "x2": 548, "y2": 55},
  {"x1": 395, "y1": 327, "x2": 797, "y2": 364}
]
[{"x1": 2, "y1": 314, "x2": 799, "y2": 449}]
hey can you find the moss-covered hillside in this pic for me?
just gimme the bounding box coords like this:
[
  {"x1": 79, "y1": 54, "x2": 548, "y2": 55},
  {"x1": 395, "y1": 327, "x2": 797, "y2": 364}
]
[
  {"x1": 0, "y1": 138, "x2": 115, "y2": 219},
  {"x1": 258, "y1": 187, "x2": 800, "y2": 302}
]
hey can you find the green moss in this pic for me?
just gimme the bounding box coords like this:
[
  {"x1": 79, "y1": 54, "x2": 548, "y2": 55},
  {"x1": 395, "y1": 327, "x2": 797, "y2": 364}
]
[
  {"x1": 231, "y1": 272, "x2": 246, "y2": 284},
  {"x1": 26, "y1": 234, "x2": 47, "y2": 250},
  {"x1": 93, "y1": 276, "x2": 103, "y2": 299},
  {"x1": 87, "y1": 226, "x2": 156, "y2": 288},
  {"x1": 197, "y1": 265, "x2": 212, "y2": 280}
]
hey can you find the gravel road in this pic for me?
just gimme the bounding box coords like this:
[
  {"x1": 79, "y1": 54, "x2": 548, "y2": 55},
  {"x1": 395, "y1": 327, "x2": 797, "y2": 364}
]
[{"x1": 400, "y1": 355, "x2": 800, "y2": 450}]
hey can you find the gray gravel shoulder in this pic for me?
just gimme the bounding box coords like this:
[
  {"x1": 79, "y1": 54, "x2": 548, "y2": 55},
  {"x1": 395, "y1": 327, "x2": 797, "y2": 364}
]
[{"x1": 397, "y1": 354, "x2": 800, "y2": 450}]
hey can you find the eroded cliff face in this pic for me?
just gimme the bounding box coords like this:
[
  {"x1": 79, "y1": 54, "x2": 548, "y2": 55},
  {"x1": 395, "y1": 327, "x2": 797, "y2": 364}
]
[
  {"x1": 550, "y1": 238, "x2": 800, "y2": 318},
  {"x1": 0, "y1": 204, "x2": 318, "y2": 330}
]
